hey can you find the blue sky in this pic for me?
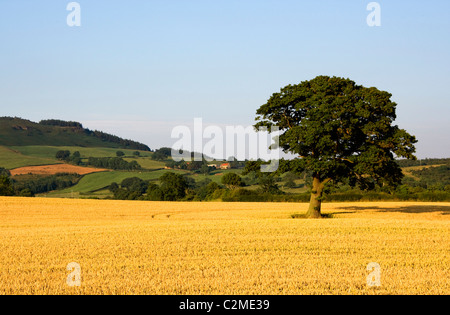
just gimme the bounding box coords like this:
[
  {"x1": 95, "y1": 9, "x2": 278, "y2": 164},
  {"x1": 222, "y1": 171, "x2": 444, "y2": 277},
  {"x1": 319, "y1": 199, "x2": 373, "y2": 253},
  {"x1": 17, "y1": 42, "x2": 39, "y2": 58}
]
[{"x1": 0, "y1": 0, "x2": 449, "y2": 158}]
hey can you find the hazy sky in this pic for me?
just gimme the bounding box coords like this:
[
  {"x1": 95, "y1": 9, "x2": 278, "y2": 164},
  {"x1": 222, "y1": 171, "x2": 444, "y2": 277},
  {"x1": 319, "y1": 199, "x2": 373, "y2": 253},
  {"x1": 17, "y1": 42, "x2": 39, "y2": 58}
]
[{"x1": 0, "y1": 1, "x2": 449, "y2": 158}]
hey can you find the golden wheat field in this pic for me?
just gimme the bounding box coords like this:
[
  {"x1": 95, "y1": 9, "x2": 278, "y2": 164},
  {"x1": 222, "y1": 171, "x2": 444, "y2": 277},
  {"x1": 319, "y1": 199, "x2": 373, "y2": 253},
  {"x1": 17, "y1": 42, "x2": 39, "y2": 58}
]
[{"x1": 0, "y1": 197, "x2": 448, "y2": 295}]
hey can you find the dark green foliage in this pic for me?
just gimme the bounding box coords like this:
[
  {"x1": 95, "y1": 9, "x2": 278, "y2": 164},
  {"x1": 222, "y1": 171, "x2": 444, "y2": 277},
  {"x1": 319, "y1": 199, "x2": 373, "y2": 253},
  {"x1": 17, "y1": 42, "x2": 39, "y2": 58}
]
[
  {"x1": 159, "y1": 172, "x2": 188, "y2": 201},
  {"x1": 407, "y1": 166, "x2": 450, "y2": 190},
  {"x1": 255, "y1": 76, "x2": 417, "y2": 188},
  {"x1": 200, "y1": 164, "x2": 213, "y2": 175},
  {"x1": 229, "y1": 158, "x2": 246, "y2": 169},
  {"x1": 56, "y1": 150, "x2": 71, "y2": 161},
  {"x1": 19, "y1": 189, "x2": 34, "y2": 197},
  {"x1": 242, "y1": 171, "x2": 259, "y2": 186},
  {"x1": 396, "y1": 158, "x2": 450, "y2": 168},
  {"x1": 243, "y1": 160, "x2": 263, "y2": 176},
  {"x1": 0, "y1": 167, "x2": 11, "y2": 177},
  {"x1": 255, "y1": 76, "x2": 417, "y2": 217},
  {"x1": 113, "y1": 189, "x2": 142, "y2": 201},
  {"x1": 152, "y1": 147, "x2": 172, "y2": 161},
  {"x1": 194, "y1": 181, "x2": 222, "y2": 201},
  {"x1": 12, "y1": 173, "x2": 81, "y2": 195},
  {"x1": 70, "y1": 151, "x2": 82, "y2": 165},
  {"x1": 116, "y1": 151, "x2": 125, "y2": 157},
  {"x1": 221, "y1": 188, "x2": 260, "y2": 202},
  {"x1": 39, "y1": 119, "x2": 83, "y2": 128},
  {"x1": 146, "y1": 183, "x2": 164, "y2": 201},
  {"x1": 284, "y1": 179, "x2": 297, "y2": 188},
  {"x1": 0, "y1": 175, "x2": 14, "y2": 196},
  {"x1": 87, "y1": 157, "x2": 142, "y2": 171},
  {"x1": 257, "y1": 174, "x2": 282, "y2": 194},
  {"x1": 110, "y1": 177, "x2": 150, "y2": 200},
  {"x1": 120, "y1": 177, "x2": 147, "y2": 194},
  {"x1": 186, "y1": 161, "x2": 203, "y2": 171},
  {"x1": 108, "y1": 182, "x2": 119, "y2": 193},
  {"x1": 221, "y1": 173, "x2": 244, "y2": 189},
  {"x1": 110, "y1": 172, "x2": 190, "y2": 201},
  {"x1": 165, "y1": 160, "x2": 187, "y2": 170},
  {"x1": 106, "y1": 166, "x2": 450, "y2": 202}
]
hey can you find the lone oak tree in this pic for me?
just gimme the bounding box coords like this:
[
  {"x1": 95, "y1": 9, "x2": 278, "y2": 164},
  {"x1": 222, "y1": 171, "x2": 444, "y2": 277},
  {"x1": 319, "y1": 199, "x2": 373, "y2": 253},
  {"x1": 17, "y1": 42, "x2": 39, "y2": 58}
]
[{"x1": 255, "y1": 76, "x2": 417, "y2": 218}]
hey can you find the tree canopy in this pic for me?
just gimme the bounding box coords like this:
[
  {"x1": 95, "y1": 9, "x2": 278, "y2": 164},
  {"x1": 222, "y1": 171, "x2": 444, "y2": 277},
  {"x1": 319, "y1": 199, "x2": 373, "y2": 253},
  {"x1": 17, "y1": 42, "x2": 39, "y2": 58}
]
[
  {"x1": 159, "y1": 172, "x2": 189, "y2": 201},
  {"x1": 221, "y1": 173, "x2": 244, "y2": 189},
  {"x1": 0, "y1": 175, "x2": 14, "y2": 196},
  {"x1": 152, "y1": 147, "x2": 172, "y2": 161},
  {"x1": 255, "y1": 76, "x2": 417, "y2": 217}
]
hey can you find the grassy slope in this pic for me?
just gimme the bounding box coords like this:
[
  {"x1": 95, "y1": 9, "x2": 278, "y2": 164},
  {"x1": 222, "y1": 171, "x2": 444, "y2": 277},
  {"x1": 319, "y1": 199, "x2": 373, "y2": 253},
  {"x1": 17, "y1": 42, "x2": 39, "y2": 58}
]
[
  {"x1": 42, "y1": 167, "x2": 244, "y2": 198},
  {"x1": 43, "y1": 169, "x2": 187, "y2": 197},
  {"x1": 0, "y1": 145, "x2": 155, "y2": 169},
  {"x1": 10, "y1": 146, "x2": 152, "y2": 160},
  {"x1": 401, "y1": 164, "x2": 445, "y2": 181},
  {"x1": 0, "y1": 117, "x2": 150, "y2": 150},
  {"x1": 0, "y1": 118, "x2": 113, "y2": 147},
  {"x1": 0, "y1": 146, "x2": 61, "y2": 169},
  {"x1": 123, "y1": 157, "x2": 165, "y2": 170}
]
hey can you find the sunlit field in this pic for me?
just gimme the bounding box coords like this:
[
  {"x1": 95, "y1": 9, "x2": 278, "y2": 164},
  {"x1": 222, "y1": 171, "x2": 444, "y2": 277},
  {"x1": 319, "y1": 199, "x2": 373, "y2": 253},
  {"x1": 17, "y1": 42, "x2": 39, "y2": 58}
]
[{"x1": 0, "y1": 197, "x2": 448, "y2": 295}]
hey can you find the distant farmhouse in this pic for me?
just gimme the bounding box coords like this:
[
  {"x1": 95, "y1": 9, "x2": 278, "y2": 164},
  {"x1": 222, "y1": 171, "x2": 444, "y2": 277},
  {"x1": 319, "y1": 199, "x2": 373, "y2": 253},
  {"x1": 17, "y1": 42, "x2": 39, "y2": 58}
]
[
  {"x1": 165, "y1": 161, "x2": 232, "y2": 170},
  {"x1": 215, "y1": 163, "x2": 231, "y2": 170},
  {"x1": 221, "y1": 163, "x2": 231, "y2": 170}
]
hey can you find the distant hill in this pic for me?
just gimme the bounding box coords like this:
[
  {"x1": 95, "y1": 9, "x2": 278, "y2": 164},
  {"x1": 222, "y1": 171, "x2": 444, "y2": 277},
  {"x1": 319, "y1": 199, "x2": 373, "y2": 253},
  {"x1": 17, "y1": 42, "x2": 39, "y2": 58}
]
[{"x1": 0, "y1": 117, "x2": 151, "y2": 151}]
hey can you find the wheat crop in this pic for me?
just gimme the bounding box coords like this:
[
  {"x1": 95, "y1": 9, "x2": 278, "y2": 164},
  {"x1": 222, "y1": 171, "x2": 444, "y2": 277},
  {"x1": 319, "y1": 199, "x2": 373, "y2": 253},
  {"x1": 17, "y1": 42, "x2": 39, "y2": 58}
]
[{"x1": 0, "y1": 197, "x2": 448, "y2": 295}]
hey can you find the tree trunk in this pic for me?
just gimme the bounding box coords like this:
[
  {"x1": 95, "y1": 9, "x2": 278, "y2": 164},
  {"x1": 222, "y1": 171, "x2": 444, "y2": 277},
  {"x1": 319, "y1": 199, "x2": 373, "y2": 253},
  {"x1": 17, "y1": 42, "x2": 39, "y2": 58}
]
[{"x1": 306, "y1": 175, "x2": 326, "y2": 218}]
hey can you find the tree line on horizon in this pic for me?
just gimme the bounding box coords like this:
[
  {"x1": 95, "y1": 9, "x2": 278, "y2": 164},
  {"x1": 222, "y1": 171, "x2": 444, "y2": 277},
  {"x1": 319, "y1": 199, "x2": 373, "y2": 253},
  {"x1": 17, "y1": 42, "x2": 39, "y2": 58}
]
[
  {"x1": 55, "y1": 150, "x2": 142, "y2": 171},
  {"x1": 105, "y1": 163, "x2": 450, "y2": 203}
]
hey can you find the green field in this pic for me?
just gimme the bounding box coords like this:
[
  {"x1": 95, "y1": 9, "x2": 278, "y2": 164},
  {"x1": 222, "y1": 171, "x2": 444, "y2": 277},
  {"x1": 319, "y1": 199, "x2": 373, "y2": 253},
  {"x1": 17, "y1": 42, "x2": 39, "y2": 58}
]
[
  {"x1": 0, "y1": 117, "x2": 150, "y2": 151},
  {"x1": 42, "y1": 168, "x2": 252, "y2": 199},
  {"x1": 0, "y1": 146, "x2": 61, "y2": 169},
  {"x1": 192, "y1": 168, "x2": 244, "y2": 184},
  {"x1": 0, "y1": 145, "x2": 157, "y2": 171},
  {"x1": 0, "y1": 145, "x2": 262, "y2": 199},
  {"x1": 43, "y1": 169, "x2": 188, "y2": 198},
  {"x1": 10, "y1": 146, "x2": 152, "y2": 160},
  {"x1": 123, "y1": 157, "x2": 165, "y2": 170}
]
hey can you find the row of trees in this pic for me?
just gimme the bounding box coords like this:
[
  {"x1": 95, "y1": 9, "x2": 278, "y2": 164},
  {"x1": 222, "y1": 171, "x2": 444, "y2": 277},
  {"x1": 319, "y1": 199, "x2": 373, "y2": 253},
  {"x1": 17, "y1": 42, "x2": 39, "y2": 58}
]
[
  {"x1": 153, "y1": 147, "x2": 246, "y2": 170},
  {"x1": 0, "y1": 168, "x2": 14, "y2": 196},
  {"x1": 116, "y1": 151, "x2": 141, "y2": 157},
  {"x1": 109, "y1": 172, "x2": 231, "y2": 201},
  {"x1": 87, "y1": 157, "x2": 141, "y2": 171},
  {"x1": 396, "y1": 158, "x2": 450, "y2": 168},
  {"x1": 109, "y1": 171, "x2": 285, "y2": 202},
  {"x1": 39, "y1": 119, "x2": 83, "y2": 128},
  {"x1": 165, "y1": 160, "x2": 215, "y2": 175},
  {"x1": 13, "y1": 173, "x2": 81, "y2": 196},
  {"x1": 109, "y1": 173, "x2": 194, "y2": 201},
  {"x1": 403, "y1": 165, "x2": 450, "y2": 192},
  {"x1": 55, "y1": 150, "x2": 84, "y2": 166},
  {"x1": 55, "y1": 150, "x2": 142, "y2": 170},
  {"x1": 108, "y1": 169, "x2": 450, "y2": 203},
  {"x1": 0, "y1": 168, "x2": 81, "y2": 197}
]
